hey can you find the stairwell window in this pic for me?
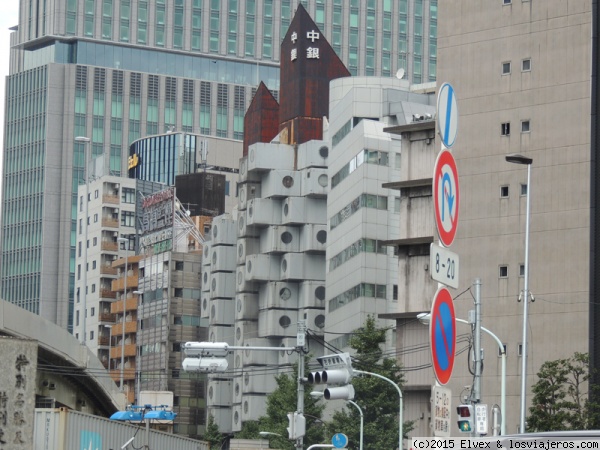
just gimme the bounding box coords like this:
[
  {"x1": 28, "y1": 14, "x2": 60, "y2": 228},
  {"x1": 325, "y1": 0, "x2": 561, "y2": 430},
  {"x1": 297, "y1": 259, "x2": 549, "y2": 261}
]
[
  {"x1": 502, "y1": 61, "x2": 511, "y2": 75},
  {"x1": 499, "y1": 265, "x2": 508, "y2": 278},
  {"x1": 501, "y1": 122, "x2": 510, "y2": 136},
  {"x1": 522, "y1": 58, "x2": 531, "y2": 72},
  {"x1": 521, "y1": 120, "x2": 530, "y2": 133}
]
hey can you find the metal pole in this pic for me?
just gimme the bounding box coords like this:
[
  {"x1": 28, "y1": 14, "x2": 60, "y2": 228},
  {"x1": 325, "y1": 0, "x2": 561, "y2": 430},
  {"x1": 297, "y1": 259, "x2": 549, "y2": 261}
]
[
  {"x1": 347, "y1": 400, "x2": 363, "y2": 450},
  {"x1": 519, "y1": 162, "x2": 532, "y2": 433},
  {"x1": 354, "y1": 369, "x2": 402, "y2": 450},
  {"x1": 296, "y1": 320, "x2": 306, "y2": 450},
  {"x1": 472, "y1": 278, "x2": 482, "y2": 404}
]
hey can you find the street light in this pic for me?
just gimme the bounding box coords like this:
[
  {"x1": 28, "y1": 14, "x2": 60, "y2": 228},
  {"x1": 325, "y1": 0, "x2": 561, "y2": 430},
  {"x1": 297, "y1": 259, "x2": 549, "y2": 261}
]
[
  {"x1": 417, "y1": 312, "x2": 507, "y2": 435},
  {"x1": 117, "y1": 236, "x2": 129, "y2": 392},
  {"x1": 505, "y1": 153, "x2": 533, "y2": 433},
  {"x1": 75, "y1": 136, "x2": 91, "y2": 345},
  {"x1": 310, "y1": 391, "x2": 363, "y2": 450}
]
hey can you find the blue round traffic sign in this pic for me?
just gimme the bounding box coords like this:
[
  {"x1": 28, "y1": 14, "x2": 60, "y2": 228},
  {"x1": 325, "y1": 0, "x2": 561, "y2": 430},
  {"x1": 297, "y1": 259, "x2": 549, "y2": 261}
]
[
  {"x1": 437, "y1": 82, "x2": 458, "y2": 149},
  {"x1": 430, "y1": 287, "x2": 456, "y2": 385},
  {"x1": 332, "y1": 433, "x2": 348, "y2": 448}
]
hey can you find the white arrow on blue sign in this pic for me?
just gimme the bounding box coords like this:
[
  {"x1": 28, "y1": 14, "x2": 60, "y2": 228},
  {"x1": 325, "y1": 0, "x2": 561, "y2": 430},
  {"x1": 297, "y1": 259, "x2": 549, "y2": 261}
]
[
  {"x1": 332, "y1": 433, "x2": 348, "y2": 448},
  {"x1": 437, "y1": 82, "x2": 458, "y2": 149}
]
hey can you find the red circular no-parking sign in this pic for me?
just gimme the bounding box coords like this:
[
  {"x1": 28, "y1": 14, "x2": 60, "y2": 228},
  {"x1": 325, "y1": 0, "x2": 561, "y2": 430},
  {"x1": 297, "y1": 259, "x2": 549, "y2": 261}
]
[
  {"x1": 433, "y1": 149, "x2": 460, "y2": 247},
  {"x1": 430, "y1": 286, "x2": 456, "y2": 385}
]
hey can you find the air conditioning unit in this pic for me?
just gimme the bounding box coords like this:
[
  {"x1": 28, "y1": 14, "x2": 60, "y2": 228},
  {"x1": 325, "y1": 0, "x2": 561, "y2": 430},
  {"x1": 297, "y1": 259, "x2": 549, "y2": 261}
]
[
  {"x1": 247, "y1": 142, "x2": 295, "y2": 172},
  {"x1": 234, "y1": 320, "x2": 259, "y2": 344},
  {"x1": 299, "y1": 281, "x2": 326, "y2": 309},
  {"x1": 236, "y1": 266, "x2": 258, "y2": 294},
  {"x1": 201, "y1": 270, "x2": 211, "y2": 292},
  {"x1": 208, "y1": 379, "x2": 233, "y2": 406},
  {"x1": 258, "y1": 282, "x2": 299, "y2": 310},
  {"x1": 210, "y1": 273, "x2": 236, "y2": 299},
  {"x1": 258, "y1": 309, "x2": 299, "y2": 338},
  {"x1": 246, "y1": 198, "x2": 282, "y2": 227},
  {"x1": 300, "y1": 168, "x2": 328, "y2": 197},
  {"x1": 237, "y1": 238, "x2": 260, "y2": 265},
  {"x1": 241, "y1": 395, "x2": 268, "y2": 422},
  {"x1": 237, "y1": 214, "x2": 258, "y2": 239},
  {"x1": 208, "y1": 324, "x2": 235, "y2": 344},
  {"x1": 303, "y1": 307, "x2": 327, "y2": 331},
  {"x1": 278, "y1": 338, "x2": 299, "y2": 366},
  {"x1": 245, "y1": 254, "x2": 280, "y2": 282},
  {"x1": 297, "y1": 140, "x2": 329, "y2": 169},
  {"x1": 201, "y1": 293, "x2": 211, "y2": 318},
  {"x1": 210, "y1": 407, "x2": 233, "y2": 433},
  {"x1": 280, "y1": 253, "x2": 326, "y2": 281},
  {"x1": 211, "y1": 246, "x2": 236, "y2": 272},
  {"x1": 281, "y1": 197, "x2": 327, "y2": 225},
  {"x1": 231, "y1": 405, "x2": 242, "y2": 432},
  {"x1": 209, "y1": 298, "x2": 235, "y2": 326},
  {"x1": 238, "y1": 181, "x2": 261, "y2": 210},
  {"x1": 261, "y1": 170, "x2": 300, "y2": 199},
  {"x1": 259, "y1": 226, "x2": 300, "y2": 254},
  {"x1": 211, "y1": 216, "x2": 237, "y2": 246},
  {"x1": 242, "y1": 338, "x2": 279, "y2": 366},
  {"x1": 239, "y1": 156, "x2": 261, "y2": 183},
  {"x1": 202, "y1": 243, "x2": 211, "y2": 266},
  {"x1": 232, "y1": 375, "x2": 243, "y2": 404},
  {"x1": 242, "y1": 370, "x2": 277, "y2": 393},
  {"x1": 235, "y1": 293, "x2": 259, "y2": 321},
  {"x1": 299, "y1": 224, "x2": 328, "y2": 253}
]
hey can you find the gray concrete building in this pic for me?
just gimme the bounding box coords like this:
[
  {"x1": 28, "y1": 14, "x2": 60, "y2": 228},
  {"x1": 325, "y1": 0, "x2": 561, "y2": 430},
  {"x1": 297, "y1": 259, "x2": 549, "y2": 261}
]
[{"x1": 387, "y1": 0, "x2": 593, "y2": 438}]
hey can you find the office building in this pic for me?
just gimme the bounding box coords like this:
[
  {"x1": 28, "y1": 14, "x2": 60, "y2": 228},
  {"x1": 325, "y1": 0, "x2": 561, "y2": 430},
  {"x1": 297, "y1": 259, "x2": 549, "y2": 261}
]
[{"x1": 1, "y1": 0, "x2": 438, "y2": 333}]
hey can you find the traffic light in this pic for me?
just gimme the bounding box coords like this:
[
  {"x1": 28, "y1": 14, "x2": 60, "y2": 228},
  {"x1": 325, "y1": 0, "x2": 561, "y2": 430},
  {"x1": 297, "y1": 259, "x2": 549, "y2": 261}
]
[
  {"x1": 286, "y1": 412, "x2": 306, "y2": 439},
  {"x1": 181, "y1": 341, "x2": 230, "y2": 373},
  {"x1": 457, "y1": 404, "x2": 474, "y2": 433},
  {"x1": 308, "y1": 353, "x2": 355, "y2": 400}
]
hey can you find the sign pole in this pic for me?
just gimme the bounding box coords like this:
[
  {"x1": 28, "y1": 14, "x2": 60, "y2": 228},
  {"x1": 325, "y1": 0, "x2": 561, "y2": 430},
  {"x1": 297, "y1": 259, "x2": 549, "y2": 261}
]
[{"x1": 471, "y1": 278, "x2": 482, "y2": 404}]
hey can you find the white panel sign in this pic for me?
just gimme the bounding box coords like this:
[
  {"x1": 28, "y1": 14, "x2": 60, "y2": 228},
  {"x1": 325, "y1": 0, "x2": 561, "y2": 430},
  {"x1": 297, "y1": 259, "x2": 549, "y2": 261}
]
[
  {"x1": 430, "y1": 243, "x2": 459, "y2": 289},
  {"x1": 432, "y1": 385, "x2": 452, "y2": 437}
]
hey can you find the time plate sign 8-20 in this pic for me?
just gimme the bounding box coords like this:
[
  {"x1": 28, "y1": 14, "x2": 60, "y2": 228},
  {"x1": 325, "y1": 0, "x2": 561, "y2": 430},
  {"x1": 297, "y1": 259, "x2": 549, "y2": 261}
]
[{"x1": 430, "y1": 243, "x2": 459, "y2": 289}]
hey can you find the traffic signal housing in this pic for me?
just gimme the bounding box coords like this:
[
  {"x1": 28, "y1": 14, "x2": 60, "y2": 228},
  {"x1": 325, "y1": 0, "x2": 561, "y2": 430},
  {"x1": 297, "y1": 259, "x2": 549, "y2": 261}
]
[
  {"x1": 457, "y1": 404, "x2": 474, "y2": 433},
  {"x1": 308, "y1": 353, "x2": 355, "y2": 400},
  {"x1": 286, "y1": 412, "x2": 306, "y2": 439}
]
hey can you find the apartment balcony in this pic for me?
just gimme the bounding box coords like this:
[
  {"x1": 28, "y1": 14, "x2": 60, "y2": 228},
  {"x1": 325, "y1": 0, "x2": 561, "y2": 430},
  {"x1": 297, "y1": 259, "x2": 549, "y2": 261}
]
[
  {"x1": 101, "y1": 241, "x2": 118, "y2": 252},
  {"x1": 111, "y1": 320, "x2": 137, "y2": 337},
  {"x1": 100, "y1": 289, "x2": 117, "y2": 299},
  {"x1": 100, "y1": 265, "x2": 118, "y2": 276},
  {"x1": 98, "y1": 335, "x2": 110, "y2": 346},
  {"x1": 111, "y1": 274, "x2": 139, "y2": 292},
  {"x1": 102, "y1": 218, "x2": 119, "y2": 228},
  {"x1": 99, "y1": 312, "x2": 116, "y2": 322},
  {"x1": 103, "y1": 194, "x2": 119, "y2": 204},
  {"x1": 110, "y1": 297, "x2": 138, "y2": 314},
  {"x1": 109, "y1": 366, "x2": 136, "y2": 383},
  {"x1": 110, "y1": 343, "x2": 137, "y2": 359}
]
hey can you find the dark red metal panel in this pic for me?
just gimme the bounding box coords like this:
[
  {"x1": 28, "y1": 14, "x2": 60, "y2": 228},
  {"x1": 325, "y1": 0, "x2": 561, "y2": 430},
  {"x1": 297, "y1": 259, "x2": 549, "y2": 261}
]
[{"x1": 243, "y1": 82, "x2": 280, "y2": 156}]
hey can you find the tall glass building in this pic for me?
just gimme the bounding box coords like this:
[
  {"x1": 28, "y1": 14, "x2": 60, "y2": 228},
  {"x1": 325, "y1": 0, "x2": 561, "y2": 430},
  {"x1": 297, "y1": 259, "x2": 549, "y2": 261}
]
[{"x1": 1, "y1": 0, "x2": 437, "y2": 332}]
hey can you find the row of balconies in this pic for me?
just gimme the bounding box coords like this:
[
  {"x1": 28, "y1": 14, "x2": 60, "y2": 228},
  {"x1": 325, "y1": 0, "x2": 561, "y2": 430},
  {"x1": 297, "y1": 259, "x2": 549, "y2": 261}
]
[
  {"x1": 111, "y1": 319, "x2": 138, "y2": 336},
  {"x1": 109, "y1": 343, "x2": 137, "y2": 359}
]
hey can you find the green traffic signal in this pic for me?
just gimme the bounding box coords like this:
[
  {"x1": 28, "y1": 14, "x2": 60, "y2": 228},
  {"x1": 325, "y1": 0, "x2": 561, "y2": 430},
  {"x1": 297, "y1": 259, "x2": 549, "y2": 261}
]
[{"x1": 458, "y1": 420, "x2": 472, "y2": 432}]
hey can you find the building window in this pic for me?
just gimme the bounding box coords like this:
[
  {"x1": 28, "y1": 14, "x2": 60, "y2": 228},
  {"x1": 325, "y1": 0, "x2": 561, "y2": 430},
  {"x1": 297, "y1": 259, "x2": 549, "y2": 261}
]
[
  {"x1": 521, "y1": 120, "x2": 530, "y2": 133},
  {"x1": 522, "y1": 58, "x2": 531, "y2": 71},
  {"x1": 500, "y1": 186, "x2": 509, "y2": 197},
  {"x1": 93, "y1": 237, "x2": 98, "y2": 246},
  {"x1": 499, "y1": 265, "x2": 508, "y2": 278},
  {"x1": 503, "y1": 0, "x2": 512, "y2": 4},
  {"x1": 91, "y1": 307, "x2": 95, "y2": 316},
  {"x1": 92, "y1": 260, "x2": 97, "y2": 270},
  {"x1": 518, "y1": 343, "x2": 523, "y2": 357},
  {"x1": 502, "y1": 62, "x2": 511, "y2": 75},
  {"x1": 520, "y1": 183, "x2": 528, "y2": 196},
  {"x1": 94, "y1": 213, "x2": 98, "y2": 223},
  {"x1": 501, "y1": 122, "x2": 510, "y2": 136},
  {"x1": 90, "y1": 331, "x2": 94, "y2": 340},
  {"x1": 519, "y1": 264, "x2": 525, "y2": 277},
  {"x1": 498, "y1": 344, "x2": 507, "y2": 357},
  {"x1": 91, "y1": 284, "x2": 96, "y2": 293}
]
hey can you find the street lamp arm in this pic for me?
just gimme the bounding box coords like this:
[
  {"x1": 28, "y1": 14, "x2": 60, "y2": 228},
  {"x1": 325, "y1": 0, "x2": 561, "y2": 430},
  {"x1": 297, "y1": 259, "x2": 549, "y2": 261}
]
[{"x1": 354, "y1": 369, "x2": 403, "y2": 450}]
